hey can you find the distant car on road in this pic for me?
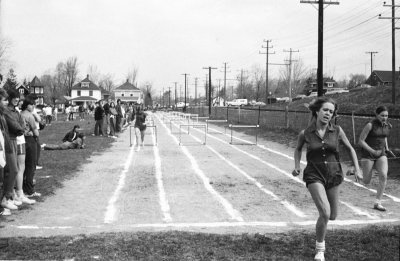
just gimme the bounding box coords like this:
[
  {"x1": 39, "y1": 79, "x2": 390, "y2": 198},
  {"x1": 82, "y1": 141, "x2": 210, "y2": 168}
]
[
  {"x1": 226, "y1": 99, "x2": 248, "y2": 107},
  {"x1": 176, "y1": 102, "x2": 189, "y2": 108}
]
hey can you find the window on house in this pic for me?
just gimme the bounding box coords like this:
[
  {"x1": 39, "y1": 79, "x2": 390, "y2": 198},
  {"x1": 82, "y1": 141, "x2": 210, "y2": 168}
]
[
  {"x1": 122, "y1": 94, "x2": 124, "y2": 97},
  {"x1": 89, "y1": 91, "x2": 93, "y2": 96},
  {"x1": 81, "y1": 82, "x2": 89, "y2": 88},
  {"x1": 77, "y1": 91, "x2": 81, "y2": 96},
  {"x1": 130, "y1": 94, "x2": 133, "y2": 96}
]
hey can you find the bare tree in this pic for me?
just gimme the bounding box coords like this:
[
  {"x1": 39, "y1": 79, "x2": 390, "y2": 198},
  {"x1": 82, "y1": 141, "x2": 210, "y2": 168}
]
[
  {"x1": 64, "y1": 56, "x2": 79, "y2": 96},
  {"x1": 140, "y1": 81, "x2": 154, "y2": 107},
  {"x1": 99, "y1": 73, "x2": 115, "y2": 92},
  {"x1": 87, "y1": 64, "x2": 101, "y2": 84},
  {"x1": 0, "y1": 38, "x2": 11, "y2": 73},
  {"x1": 126, "y1": 65, "x2": 139, "y2": 85},
  {"x1": 41, "y1": 73, "x2": 63, "y2": 106},
  {"x1": 250, "y1": 65, "x2": 265, "y2": 101},
  {"x1": 278, "y1": 57, "x2": 308, "y2": 97}
]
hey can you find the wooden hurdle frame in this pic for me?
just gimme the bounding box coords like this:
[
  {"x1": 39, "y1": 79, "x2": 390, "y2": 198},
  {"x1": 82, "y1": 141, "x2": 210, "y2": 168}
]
[
  {"x1": 178, "y1": 124, "x2": 207, "y2": 145},
  {"x1": 129, "y1": 125, "x2": 158, "y2": 147},
  {"x1": 226, "y1": 124, "x2": 260, "y2": 145}
]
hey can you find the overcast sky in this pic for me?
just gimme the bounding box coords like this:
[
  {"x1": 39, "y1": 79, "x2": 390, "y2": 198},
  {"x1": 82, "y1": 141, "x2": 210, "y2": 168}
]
[{"x1": 1, "y1": 0, "x2": 398, "y2": 95}]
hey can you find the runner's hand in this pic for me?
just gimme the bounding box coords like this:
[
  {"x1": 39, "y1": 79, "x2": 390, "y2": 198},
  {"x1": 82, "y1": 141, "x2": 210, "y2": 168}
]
[{"x1": 292, "y1": 169, "x2": 301, "y2": 176}]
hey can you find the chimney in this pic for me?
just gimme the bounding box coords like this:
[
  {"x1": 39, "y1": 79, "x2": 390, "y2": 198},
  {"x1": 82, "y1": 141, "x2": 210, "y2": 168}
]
[
  {"x1": 87, "y1": 74, "x2": 89, "y2": 80},
  {"x1": 126, "y1": 79, "x2": 129, "y2": 83}
]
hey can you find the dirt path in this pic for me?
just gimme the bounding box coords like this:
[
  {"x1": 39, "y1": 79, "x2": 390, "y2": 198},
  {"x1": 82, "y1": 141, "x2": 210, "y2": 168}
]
[{"x1": 1, "y1": 112, "x2": 399, "y2": 237}]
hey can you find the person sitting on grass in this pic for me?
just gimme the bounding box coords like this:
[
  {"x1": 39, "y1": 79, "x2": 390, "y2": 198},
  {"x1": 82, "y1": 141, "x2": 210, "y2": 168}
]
[
  {"x1": 62, "y1": 125, "x2": 82, "y2": 142},
  {"x1": 43, "y1": 133, "x2": 86, "y2": 150}
]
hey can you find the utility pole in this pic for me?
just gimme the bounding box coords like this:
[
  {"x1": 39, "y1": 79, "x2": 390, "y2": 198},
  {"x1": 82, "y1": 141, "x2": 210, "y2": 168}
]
[
  {"x1": 205, "y1": 74, "x2": 208, "y2": 103},
  {"x1": 365, "y1": 51, "x2": 378, "y2": 75},
  {"x1": 380, "y1": 1, "x2": 399, "y2": 104},
  {"x1": 194, "y1": 77, "x2": 198, "y2": 106},
  {"x1": 259, "y1": 39, "x2": 275, "y2": 104},
  {"x1": 182, "y1": 73, "x2": 189, "y2": 111},
  {"x1": 203, "y1": 67, "x2": 217, "y2": 115},
  {"x1": 301, "y1": 0, "x2": 339, "y2": 97},
  {"x1": 222, "y1": 62, "x2": 230, "y2": 106},
  {"x1": 168, "y1": 87, "x2": 171, "y2": 107},
  {"x1": 173, "y1": 82, "x2": 178, "y2": 105},
  {"x1": 284, "y1": 48, "x2": 299, "y2": 103}
]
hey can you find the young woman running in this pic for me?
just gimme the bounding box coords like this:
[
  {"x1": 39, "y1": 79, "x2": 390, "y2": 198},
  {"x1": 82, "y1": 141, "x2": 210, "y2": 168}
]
[
  {"x1": 358, "y1": 105, "x2": 393, "y2": 211},
  {"x1": 293, "y1": 97, "x2": 361, "y2": 261}
]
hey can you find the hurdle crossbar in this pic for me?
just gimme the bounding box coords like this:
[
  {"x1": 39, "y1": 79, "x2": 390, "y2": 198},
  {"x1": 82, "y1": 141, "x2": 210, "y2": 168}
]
[
  {"x1": 178, "y1": 124, "x2": 207, "y2": 145},
  {"x1": 227, "y1": 124, "x2": 260, "y2": 145}
]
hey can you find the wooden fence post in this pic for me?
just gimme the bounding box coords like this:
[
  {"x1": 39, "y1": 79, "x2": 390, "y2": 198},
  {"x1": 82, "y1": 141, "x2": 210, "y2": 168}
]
[{"x1": 285, "y1": 106, "x2": 289, "y2": 129}]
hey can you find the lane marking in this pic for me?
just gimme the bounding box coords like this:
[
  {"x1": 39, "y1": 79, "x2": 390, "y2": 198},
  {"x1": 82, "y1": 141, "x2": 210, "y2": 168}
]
[
  {"x1": 171, "y1": 118, "x2": 306, "y2": 218},
  {"x1": 189, "y1": 123, "x2": 379, "y2": 219},
  {"x1": 13, "y1": 218, "x2": 399, "y2": 230},
  {"x1": 104, "y1": 139, "x2": 136, "y2": 224},
  {"x1": 206, "y1": 124, "x2": 400, "y2": 203},
  {"x1": 152, "y1": 127, "x2": 172, "y2": 222},
  {"x1": 155, "y1": 114, "x2": 244, "y2": 222}
]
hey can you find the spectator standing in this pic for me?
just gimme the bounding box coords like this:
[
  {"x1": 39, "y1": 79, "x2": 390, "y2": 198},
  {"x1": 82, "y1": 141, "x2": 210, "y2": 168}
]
[
  {"x1": 103, "y1": 99, "x2": 110, "y2": 135},
  {"x1": 293, "y1": 97, "x2": 360, "y2": 261},
  {"x1": 108, "y1": 102, "x2": 118, "y2": 138},
  {"x1": 115, "y1": 99, "x2": 123, "y2": 132},
  {"x1": 26, "y1": 94, "x2": 43, "y2": 170},
  {"x1": 44, "y1": 105, "x2": 53, "y2": 126},
  {"x1": 20, "y1": 98, "x2": 40, "y2": 198},
  {"x1": 93, "y1": 101, "x2": 104, "y2": 136},
  {"x1": 0, "y1": 90, "x2": 11, "y2": 216}
]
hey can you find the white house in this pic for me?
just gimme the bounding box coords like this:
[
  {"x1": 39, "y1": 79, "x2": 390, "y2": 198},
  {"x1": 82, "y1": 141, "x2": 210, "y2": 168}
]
[
  {"x1": 70, "y1": 74, "x2": 101, "y2": 107},
  {"x1": 114, "y1": 79, "x2": 143, "y2": 104}
]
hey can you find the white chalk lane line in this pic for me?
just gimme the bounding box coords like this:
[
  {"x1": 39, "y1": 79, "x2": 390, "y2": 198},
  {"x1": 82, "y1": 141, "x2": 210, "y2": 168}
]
[
  {"x1": 208, "y1": 124, "x2": 400, "y2": 203},
  {"x1": 190, "y1": 124, "x2": 380, "y2": 219},
  {"x1": 168, "y1": 118, "x2": 306, "y2": 218},
  {"x1": 155, "y1": 113, "x2": 244, "y2": 222}
]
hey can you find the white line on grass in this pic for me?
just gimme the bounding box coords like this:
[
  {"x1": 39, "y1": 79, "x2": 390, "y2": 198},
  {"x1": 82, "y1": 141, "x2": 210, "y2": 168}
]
[
  {"x1": 152, "y1": 127, "x2": 172, "y2": 222},
  {"x1": 170, "y1": 119, "x2": 306, "y2": 218},
  {"x1": 208, "y1": 125, "x2": 400, "y2": 203},
  {"x1": 104, "y1": 140, "x2": 136, "y2": 224},
  {"x1": 155, "y1": 113, "x2": 244, "y2": 222},
  {"x1": 14, "y1": 218, "x2": 399, "y2": 230},
  {"x1": 194, "y1": 125, "x2": 378, "y2": 219}
]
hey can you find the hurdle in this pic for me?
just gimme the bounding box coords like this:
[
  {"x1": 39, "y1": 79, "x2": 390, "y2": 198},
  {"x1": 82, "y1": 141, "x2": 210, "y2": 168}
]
[
  {"x1": 205, "y1": 119, "x2": 228, "y2": 133},
  {"x1": 226, "y1": 124, "x2": 260, "y2": 145},
  {"x1": 178, "y1": 124, "x2": 207, "y2": 145},
  {"x1": 129, "y1": 125, "x2": 158, "y2": 147}
]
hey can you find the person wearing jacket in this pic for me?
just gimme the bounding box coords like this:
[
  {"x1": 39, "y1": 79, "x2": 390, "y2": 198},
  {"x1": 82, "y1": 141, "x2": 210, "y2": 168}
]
[
  {"x1": 93, "y1": 101, "x2": 104, "y2": 136},
  {"x1": 1, "y1": 89, "x2": 25, "y2": 212},
  {"x1": 63, "y1": 125, "x2": 81, "y2": 142}
]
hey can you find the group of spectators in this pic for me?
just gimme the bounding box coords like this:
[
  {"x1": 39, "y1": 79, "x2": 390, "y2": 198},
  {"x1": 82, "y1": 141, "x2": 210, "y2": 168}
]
[
  {"x1": 0, "y1": 90, "x2": 43, "y2": 216},
  {"x1": 93, "y1": 99, "x2": 135, "y2": 138}
]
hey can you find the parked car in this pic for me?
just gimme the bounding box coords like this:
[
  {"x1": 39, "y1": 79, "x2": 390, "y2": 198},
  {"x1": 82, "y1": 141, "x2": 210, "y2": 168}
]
[
  {"x1": 293, "y1": 94, "x2": 307, "y2": 101},
  {"x1": 226, "y1": 99, "x2": 248, "y2": 107},
  {"x1": 176, "y1": 102, "x2": 189, "y2": 108}
]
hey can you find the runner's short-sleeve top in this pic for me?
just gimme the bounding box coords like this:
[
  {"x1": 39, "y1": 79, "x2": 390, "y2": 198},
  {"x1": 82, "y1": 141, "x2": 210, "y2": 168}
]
[{"x1": 360, "y1": 118, "x2": 391, "y2": 159}]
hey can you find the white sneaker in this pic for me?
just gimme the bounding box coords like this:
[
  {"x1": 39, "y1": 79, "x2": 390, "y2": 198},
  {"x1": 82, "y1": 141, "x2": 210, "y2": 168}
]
[
  {"x1": 1, "y1": 198, "x2": 18, "y2": 210},
  {"x1": 0, "y1": 208, "x2": 11, "y2": 216},
  {"x1": 13, "y1": 198, "x2": 22, "y2": 206},
  {"x1": 18, "y1": 195, "x2": 36, "y2": 205},
  {"x1": 26, "y1": 192, "x2": 41, "y2": 198},
  {"x1": 314, "y1": 251, "x2": 325, "y2": 261},
  {"x1": 36, "y1": 165, "x2": 43, "y2": 170}
]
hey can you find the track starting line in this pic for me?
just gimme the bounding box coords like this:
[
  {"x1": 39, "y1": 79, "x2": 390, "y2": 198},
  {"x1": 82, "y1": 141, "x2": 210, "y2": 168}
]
[{"x1": 12, "y1": 218, "x2": 400, "y2": 230}]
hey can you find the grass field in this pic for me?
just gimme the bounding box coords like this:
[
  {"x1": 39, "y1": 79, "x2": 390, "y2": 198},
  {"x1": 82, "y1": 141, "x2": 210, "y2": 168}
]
[{"x1": 0, "y1": 113, "x2": 399, "y2": 260}]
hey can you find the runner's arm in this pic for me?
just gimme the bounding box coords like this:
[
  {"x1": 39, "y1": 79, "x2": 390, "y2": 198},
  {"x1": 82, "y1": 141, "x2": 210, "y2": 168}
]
[
  {"x1": 339, "y1": 126, "x2": 361, "y2": 174},
  {"x1": 293, "y1": 130, "x2": 305, "y2": 174}
]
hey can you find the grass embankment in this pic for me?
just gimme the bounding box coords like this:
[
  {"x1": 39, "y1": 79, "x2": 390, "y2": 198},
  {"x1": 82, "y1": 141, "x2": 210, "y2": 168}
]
[{"x1": 0, "y1": 226, "x2": 398, "y2": 260}]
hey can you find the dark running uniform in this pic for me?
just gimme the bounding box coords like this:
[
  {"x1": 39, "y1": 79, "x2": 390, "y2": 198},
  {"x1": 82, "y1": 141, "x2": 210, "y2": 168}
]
[
  {"x1": 360, "y1": 118, "x2": 391, "y2": 160},
  {"x1": 303, "y1": 122, "x2": 343, "y2": 189}
]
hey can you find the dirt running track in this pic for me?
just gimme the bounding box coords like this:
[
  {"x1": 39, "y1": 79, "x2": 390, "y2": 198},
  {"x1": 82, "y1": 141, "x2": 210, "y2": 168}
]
[{"x1": 1, "y1": 111, "x2": 399, "y2": 237}]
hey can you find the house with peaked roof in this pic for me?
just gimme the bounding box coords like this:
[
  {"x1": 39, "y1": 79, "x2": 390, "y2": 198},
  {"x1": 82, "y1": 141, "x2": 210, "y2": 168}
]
[
  {"x1": 113, "y1": 79, "x2": 143, "y2": 104},
  {"x1": 70, "y1": 74, "x2": 101, "y2": 108},
  {"x1": 366, "y1": 70, "x2": 400, "y2": 87},
  {"x1": 29, "y1": 76, "x2": 45, "y2": 104},
  {"x1": 303, "y1": 77, "x2": 341, "y2": 95}
]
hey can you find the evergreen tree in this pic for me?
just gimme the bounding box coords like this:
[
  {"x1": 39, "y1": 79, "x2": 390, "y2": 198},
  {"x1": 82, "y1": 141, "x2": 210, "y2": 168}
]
[{"x1": 4, "y1": 68, "x2": 18, "y2": 92}]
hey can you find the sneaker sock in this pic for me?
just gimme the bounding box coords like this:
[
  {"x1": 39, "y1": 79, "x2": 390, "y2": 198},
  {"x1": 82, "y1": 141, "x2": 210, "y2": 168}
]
[{"x1": 316, "y1": 241, "x2": 325, "y2": 252}]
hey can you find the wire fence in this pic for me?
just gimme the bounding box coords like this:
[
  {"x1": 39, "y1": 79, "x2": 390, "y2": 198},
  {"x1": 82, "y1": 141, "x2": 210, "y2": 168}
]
[{"x1": 185, "y1": 106, "x2": 400, "y2": 149}]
